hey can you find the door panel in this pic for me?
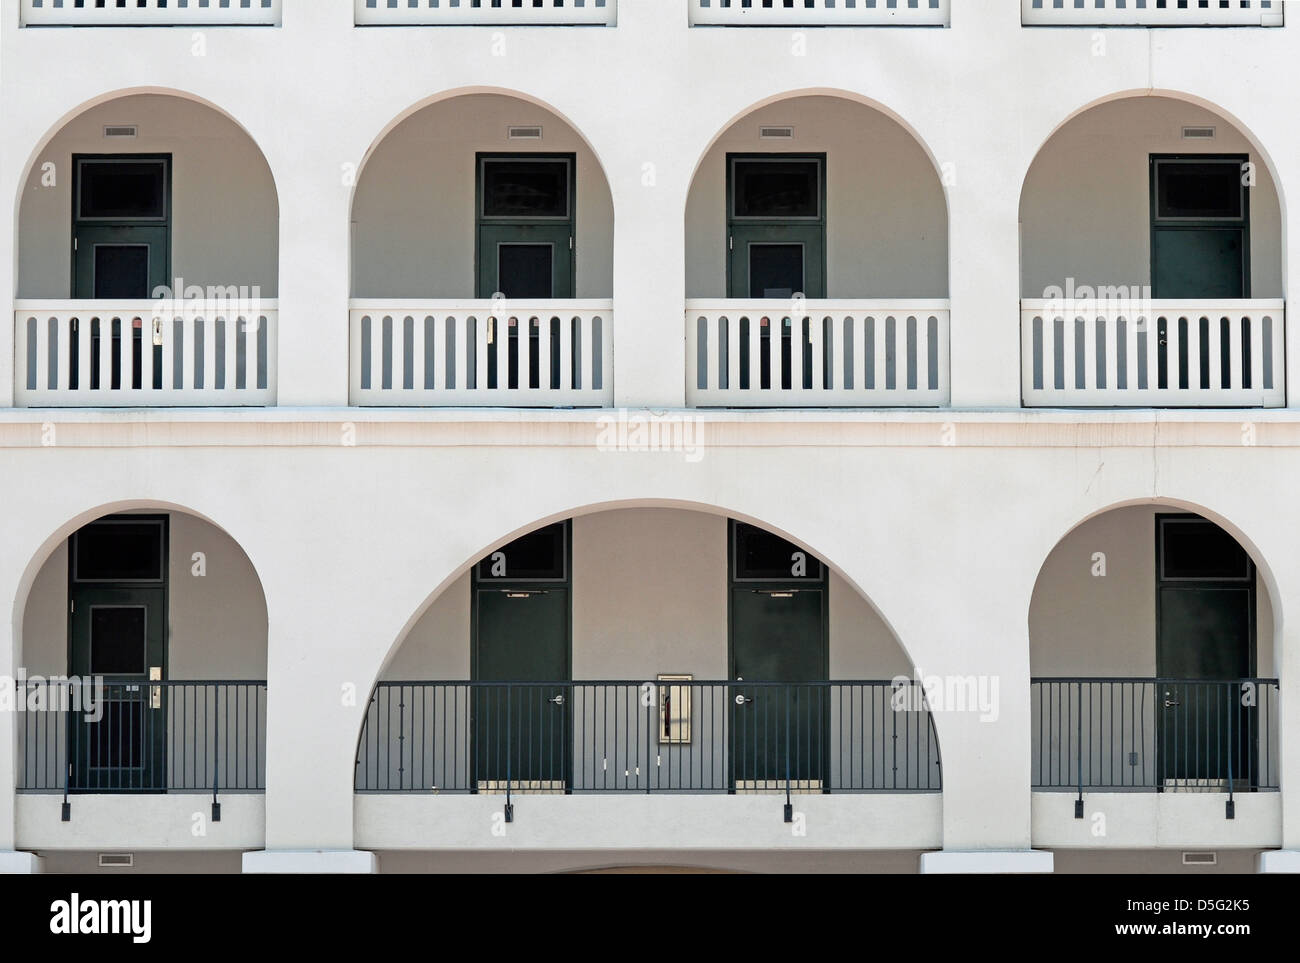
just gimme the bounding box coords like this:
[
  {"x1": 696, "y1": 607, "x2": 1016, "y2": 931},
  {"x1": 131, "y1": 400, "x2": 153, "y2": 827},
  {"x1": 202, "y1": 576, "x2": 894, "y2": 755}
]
[
  {"x1": 1152, "y1": 228, "x2": 1244, "y2": 299},
  {"x1": 478, "y1": 225, "x2": 572, "y2": 299},
  {"x1": 473, "y1": 589, "x2": 570, "y2": 787},
  {"x1": 74, "y1": 226, "x2": 169, "y2": 299},
  {"x1": 730, "y1": 588, "x2": 826, "y2": 787}
]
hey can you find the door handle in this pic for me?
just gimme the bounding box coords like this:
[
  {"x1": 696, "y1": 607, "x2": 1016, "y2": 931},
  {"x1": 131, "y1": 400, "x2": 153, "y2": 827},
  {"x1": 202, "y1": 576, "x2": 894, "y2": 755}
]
[
  {"x1": 1163, "y1": 691, "x2": 1179, "y2": 708},
  {"x1": 550, "y1": 695, "x2": 565, "y2": 707},
  {"x1": 735, "y1": 695, "x2": 753, "y2": 706},
  {"x1": 150, "y1": 666, "x2": 162, "y2": 710}
]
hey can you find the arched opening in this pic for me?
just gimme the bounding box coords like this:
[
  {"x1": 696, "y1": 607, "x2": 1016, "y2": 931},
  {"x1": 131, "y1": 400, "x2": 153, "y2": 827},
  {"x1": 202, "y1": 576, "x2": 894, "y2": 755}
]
[
  {"x1": 1019, "y1": 94, "x2": 1285, "y2": 407},
  {"x1": 684, "y1": 92, "x2": 949, "y2": 407},
  {"x1": 349, "y1": 91, "x2": 614, "y2": 406},
  {"x1": 16, "y1": 92, "x2": 280, "y2": 407},
  {"x1": 1028, "y1": 502, "x2": 1279, "y2": 800},
  {"x1": 355, "y1": 506, "x2": 940, "y2": 801},
  {"x1": 16, "y1": 505, "x2": 268, "y2": 797}
]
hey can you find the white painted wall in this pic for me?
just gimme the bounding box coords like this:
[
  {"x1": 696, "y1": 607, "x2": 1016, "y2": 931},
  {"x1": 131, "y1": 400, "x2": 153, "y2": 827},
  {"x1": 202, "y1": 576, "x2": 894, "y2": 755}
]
[
  {"x1": 351, "y1": 94, "x2": 614, "y2": 299},
  {"x1": 18, "y1": 95, "x2": 279, "y2": 299},
  {"x1": 686, "y1": 96, "x2": 949, "y2": 299},
  {"x1": 1020, "y1": 97, "x2": 1282, "y2": 299}
]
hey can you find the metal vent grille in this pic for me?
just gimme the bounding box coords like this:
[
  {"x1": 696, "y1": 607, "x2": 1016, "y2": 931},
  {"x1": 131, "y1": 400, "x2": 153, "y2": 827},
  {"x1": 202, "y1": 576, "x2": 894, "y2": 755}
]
[{"x1": 507, "y1": 126, "x2": 543, "y2": 141}]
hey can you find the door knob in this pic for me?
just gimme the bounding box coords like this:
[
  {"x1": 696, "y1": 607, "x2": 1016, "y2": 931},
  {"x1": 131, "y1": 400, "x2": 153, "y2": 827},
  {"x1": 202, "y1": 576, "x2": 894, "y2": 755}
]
[
  {"x1": 550, "y1": 695, "x2": 565, "y2": 707},
  {"x1": 735, "y1": 695, "x2": 752, "y2": 706},
  {"x1": 1163, "y1": 691, "x2": 1179, "y2": 708}
]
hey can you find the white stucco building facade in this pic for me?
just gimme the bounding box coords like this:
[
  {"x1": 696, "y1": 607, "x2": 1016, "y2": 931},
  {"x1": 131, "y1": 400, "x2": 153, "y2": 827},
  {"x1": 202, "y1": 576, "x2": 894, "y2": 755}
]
[{"x1": 1, "y1": 0, "x2": 1299, "y2": 874}]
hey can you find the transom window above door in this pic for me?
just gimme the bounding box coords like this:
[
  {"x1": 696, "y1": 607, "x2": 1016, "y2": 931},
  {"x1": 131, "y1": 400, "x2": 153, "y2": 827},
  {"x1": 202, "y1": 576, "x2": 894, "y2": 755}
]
[
  {"x1": 730, "y1": 158, "x2": 822, "y2": 221},
  {"x1": 76, "y1": 158, "x2": 169, "y2": 222},
  {"x1": 480, "y1": 157, "x2": 572, "y2": 220}
]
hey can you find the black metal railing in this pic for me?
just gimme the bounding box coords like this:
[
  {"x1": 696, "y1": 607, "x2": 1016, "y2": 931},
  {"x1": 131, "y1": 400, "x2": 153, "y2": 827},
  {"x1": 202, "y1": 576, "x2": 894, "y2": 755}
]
[
  {"x1": 355, "y1": 680, "x2": 942, "y2": 795},
  {"x1": 1032, "y1": 678, "x2": 1279, "y2": 801},
  {"x1": 17, "y1": 679, "x2": 267, "y2": 796}
]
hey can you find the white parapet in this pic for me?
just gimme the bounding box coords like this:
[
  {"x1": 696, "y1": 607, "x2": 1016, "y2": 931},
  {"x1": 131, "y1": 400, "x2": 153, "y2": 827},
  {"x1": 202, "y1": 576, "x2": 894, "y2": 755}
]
[
  {"x1": 1020, "y1": 300, "x2": 1285, "y2": 408},
  {"x1": 920, "y1": 850, "x2": 1056, "y2": 874},
  {"x1": 1257, "y1": 851, "x2": 1300, "y2": 873},
  {"x1": 242, "y1": 850, "x2": 380, "y2": 874},
  {"x1": 349, "y1": 300, "x2": 613, "y2": 407},
  {"x1": 686, "y1": 300, "x2": 951, "y2": 408}
]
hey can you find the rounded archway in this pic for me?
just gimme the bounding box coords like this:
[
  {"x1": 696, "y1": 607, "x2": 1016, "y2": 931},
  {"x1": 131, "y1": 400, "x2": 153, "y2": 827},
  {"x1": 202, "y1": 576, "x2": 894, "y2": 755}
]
[
  {"x1": 15, "y1": 502, "x2": 269, "y2": 795},
  {"x1": 685, "y1": 92, "x2": 948, "y2": 301},
  {"x1": 350, "y1": 90, "x2": 615, "y2": 301},
  {"x1": 1028, "y1": 499, "x2": 1280, "y2": 794},
  {"x1": 1020, "y1": 93, "x2": 1283, "y2": 302},
  {"x1": 18, "y1": 91, "x2": 280, "y2": 300},
  {"x1": 355, "y1": 505, "x2": 941, "y2": 799}
]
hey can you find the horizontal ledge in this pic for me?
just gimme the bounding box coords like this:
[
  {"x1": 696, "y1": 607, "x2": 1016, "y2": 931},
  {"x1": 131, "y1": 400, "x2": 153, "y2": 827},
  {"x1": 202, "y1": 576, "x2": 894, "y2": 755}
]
[
  {"x1": 1021, "y1": 299, "x2": 1284, "y2": 311},
  {"x1": 350, "y1": 299, "x2": 612, "y2": 312}
]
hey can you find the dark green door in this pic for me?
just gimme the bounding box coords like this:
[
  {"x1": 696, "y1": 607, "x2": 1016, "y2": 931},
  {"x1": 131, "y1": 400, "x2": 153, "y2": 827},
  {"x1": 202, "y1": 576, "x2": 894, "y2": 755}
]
[
  {"x1": 472, "y1": 522, "x2": 571, "y2": 789},
  {"x1": 727, "y1": 156, "x2": 826, "y2": 391},
  {"x1": 728, "y1": 522, "x2": 828, "y2": 788},
  {"x1": 73, "y1": 156, "x2": 171, "y2": 299},
  {"x1": 68, "y1": 516, "x2": 168, "y2": 792},
  {"x1": 1156, "y1": 516, "x2": 1256, "y2": 788},
  {"x1": 1150, "y1": 156, "x2": 1248, "y2": 298},
  {"x1": 476, "y1": 154, "x2": 575, "y2": 299}
]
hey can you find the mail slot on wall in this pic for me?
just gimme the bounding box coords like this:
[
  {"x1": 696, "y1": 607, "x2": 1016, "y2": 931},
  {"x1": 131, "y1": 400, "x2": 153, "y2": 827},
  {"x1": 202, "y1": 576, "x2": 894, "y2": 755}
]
[{"x1": 658, "y1": 674, "x2": 692, "y2": 745}]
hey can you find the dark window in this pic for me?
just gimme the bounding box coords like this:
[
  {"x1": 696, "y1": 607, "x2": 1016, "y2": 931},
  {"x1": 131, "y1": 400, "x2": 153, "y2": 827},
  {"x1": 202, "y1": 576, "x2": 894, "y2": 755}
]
[
  {"x1": 478, "y1": 522, "x2": 568, "y2": 581},
  {"x1": 89, "y1": 607, "x2": 147, "y2": 675},
  {"x1": 73, "y1": 520, "x2": 166, "y2": 583},
  {"x1": 481, "y1": 160, "x2": 570, "y2": 219},
  {"x1": 497, "y1": 244, "x2": 554, "y2": 299},
  {"x1": 94, "y1": 245, "x2": 151, "y2": 299},
  {"x1": 77, "y1": 161, "x2": 167, "y2": 221},
  {"x1": 748, "y1": 243, "x2": 804, "y2": 299},
  {"x1": 733, "y1": 523, "x2": 823, "y2": 582},
  {"x1": 1154, "y1": 160, "x2": 1244, "y2": 221},
  {"x1": 1160, "y1": 519, "x2": 1252, "y2": 581},
  {"x1": 732, "y1": 160, "x2": 820, "y2": 219}
]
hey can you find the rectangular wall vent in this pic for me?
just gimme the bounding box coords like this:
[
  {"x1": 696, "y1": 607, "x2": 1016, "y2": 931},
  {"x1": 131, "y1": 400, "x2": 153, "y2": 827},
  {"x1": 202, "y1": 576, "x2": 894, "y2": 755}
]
[
  {"x1": 98, "y1": 853, "x2": 134, "y2": 868},
  {"x1": 104, "y1": 125, "x2": 138, "y2": 139},
  {"x1": 760, "y1": 126, "x2": 794, "y2": 140},
  {"x1": 1182, "y1": 852, "x2": 1218, "y2": 866},
  {"x1": 1182, "y1": 126, "x2": 1216, "y2": 141},
  {"x1": 507, "y1": 126, "x2": 543, "y2": 141}
]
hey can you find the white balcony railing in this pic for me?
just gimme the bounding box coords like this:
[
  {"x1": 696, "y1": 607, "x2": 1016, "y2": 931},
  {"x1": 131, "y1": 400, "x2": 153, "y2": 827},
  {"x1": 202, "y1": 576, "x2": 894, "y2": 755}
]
[
  {"x1": 1022, "y1": 0, "x2": 1283, "y2": 27},
  {"x1": 1021, "y1": 300, "x2": 1285, "y2": 407},
  {"x1": 355, "y1": 0, "x2": 615, "y2": 26},
  {"x1": 21, "y1": 0, "x2": 282, "y2": 26},
  {"x1": 691, "y1": 0, "x2": 948, "y2": 26},
  {"x1": 687, "y1": 300, "x2": 950, "y2": 407},
  {"x1": 350, "y1": 300, "x2": 613, "y2": 406},
  {"x1": 15, "y1": 301, "x2": 277, "y2": 407}
]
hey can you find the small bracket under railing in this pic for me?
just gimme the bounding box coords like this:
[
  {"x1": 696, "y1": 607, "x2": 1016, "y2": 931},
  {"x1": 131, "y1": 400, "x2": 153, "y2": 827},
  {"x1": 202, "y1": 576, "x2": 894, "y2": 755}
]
[
  {"x1": 1074, "y1": 798, "x2": 1084, "y2": 819},
  {"x1": 503, "y1": 802, "x2": 514, "y2": 824},
  {"x1": 1226, "y1": 800, "x2": 1235, "y2": 820}
]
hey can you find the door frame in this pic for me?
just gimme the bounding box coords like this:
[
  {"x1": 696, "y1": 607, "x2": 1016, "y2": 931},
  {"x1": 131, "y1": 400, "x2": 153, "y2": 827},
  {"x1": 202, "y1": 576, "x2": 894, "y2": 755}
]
[
  {"x1": 1153, "y1": 512, "x2": 1257, "y2": 789},
  {"x1": 1154, "y1": 512, "x2": 1256, "y2": 679},
  {"x1": 469, "y1": 521, "x2": 574, "y2": 790},
  {"x1": 474, "y1": 152, "x2": 577, "y2": 300},
  {"x1": 66, "y1": 514, "x2": 170, "y2": 792},
  {"x1": 1148, "y1": 153, "x2": 1251, "y2": 299},
  {"x1": 725, "y1": 152, "x2": 827, "y2": 300},
  {"x1": 71, "y1": 154, "x2": 173, "y2": 299}
]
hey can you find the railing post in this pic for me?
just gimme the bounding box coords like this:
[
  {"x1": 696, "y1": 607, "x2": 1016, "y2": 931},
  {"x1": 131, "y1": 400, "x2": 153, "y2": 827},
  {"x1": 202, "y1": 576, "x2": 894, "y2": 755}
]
[
  {"x1": 1226, "y1": 681, "x2": 1236, "y2": 820},
  {"x1": 60, "y1": 680, "x2": 71, "y2": 822},
  {"x1": 212, "y1": 684, "x2": 221, "y2": 823},
  {"x1": 783, "y1": 684, "x2": 793, "y2": 824},
  {"x1": 1075, "y1": 681, "x2": 1085, "y2": 819},
  {"x1": 503, "y1": 685, "x2": 513, "y2": 824}
]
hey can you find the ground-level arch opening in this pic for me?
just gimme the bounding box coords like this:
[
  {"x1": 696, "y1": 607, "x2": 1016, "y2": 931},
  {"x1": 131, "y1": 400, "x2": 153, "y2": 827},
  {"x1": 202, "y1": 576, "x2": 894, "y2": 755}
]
[
  {"x1": 355, "y1": 506, "x2": 941, "y2": 797},
  {"x1": 16, "y1": 505, "x2": 268, "y2": 797},
  {"x1": 1029, "y1": 502, "x2": 1279, "y2": 802}
]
